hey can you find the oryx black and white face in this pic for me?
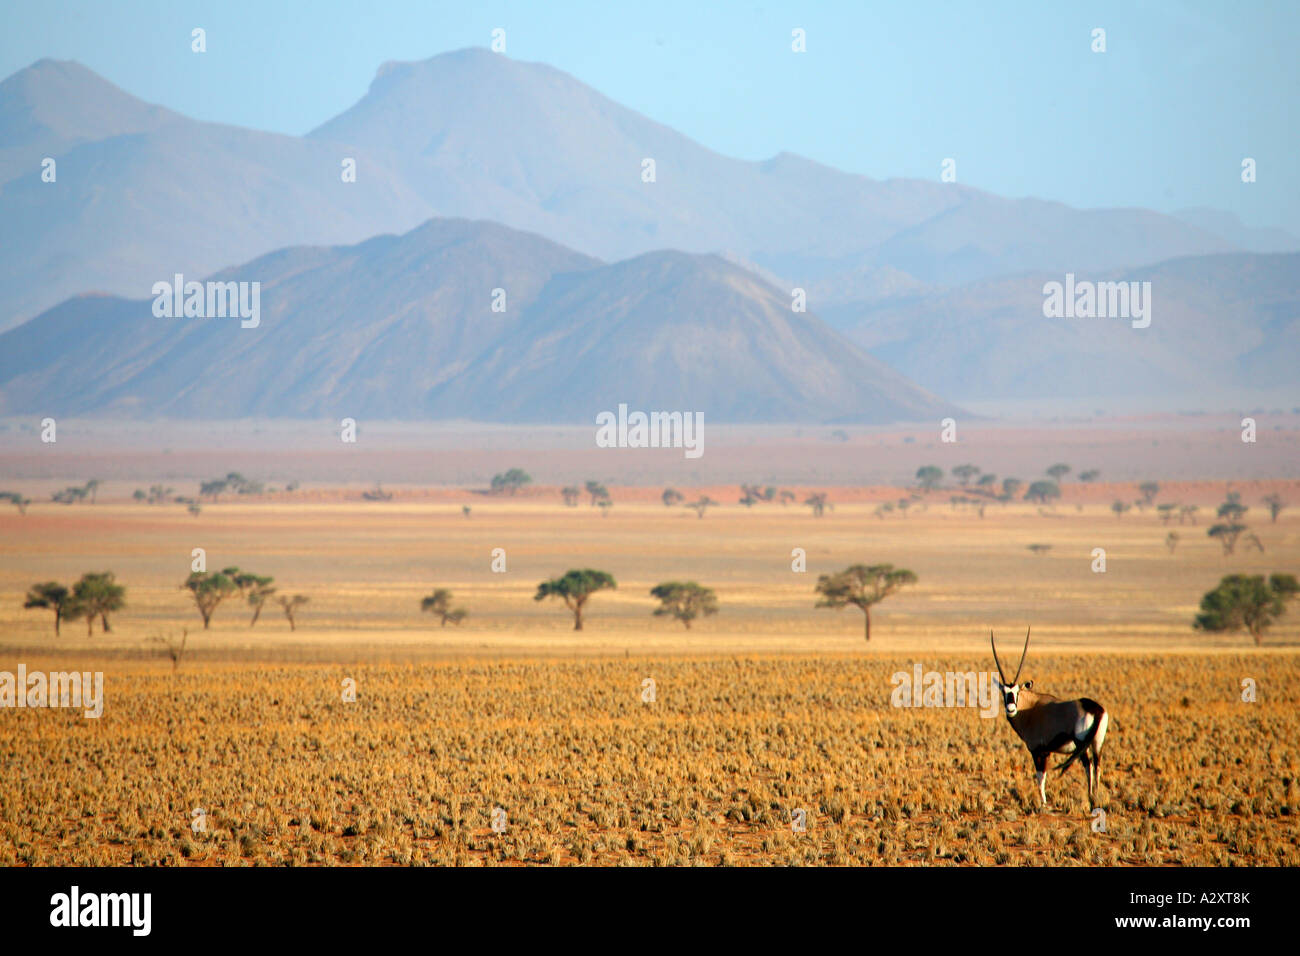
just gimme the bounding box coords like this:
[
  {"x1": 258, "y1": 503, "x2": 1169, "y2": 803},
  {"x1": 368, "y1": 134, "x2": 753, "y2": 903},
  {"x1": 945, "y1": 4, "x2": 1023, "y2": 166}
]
[
  {"x1": 990, "y1": 627, "x2": 1033, "y2": 717},
  {"x1": 997, "y1": 678, "x2": 1033, "y2": 716}
]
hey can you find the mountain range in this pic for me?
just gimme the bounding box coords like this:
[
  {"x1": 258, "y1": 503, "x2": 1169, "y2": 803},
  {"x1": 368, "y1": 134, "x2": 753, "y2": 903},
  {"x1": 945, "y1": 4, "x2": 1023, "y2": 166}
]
[
  {"x1": 1, "y1": 48, "x2": 1295, "y2": 418},
  {"x1": 0, "y1": 218, "x2": 956, "y2": 423},
  {"x1": 6, "y1": 49, "x2": 1294, "y2": 330}
]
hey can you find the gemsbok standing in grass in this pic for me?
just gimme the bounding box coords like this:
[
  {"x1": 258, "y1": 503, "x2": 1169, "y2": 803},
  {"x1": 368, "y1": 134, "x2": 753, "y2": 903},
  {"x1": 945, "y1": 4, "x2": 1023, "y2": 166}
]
[{"x1": 991, "y1": 627, "x2": 1109, "y2": 811}]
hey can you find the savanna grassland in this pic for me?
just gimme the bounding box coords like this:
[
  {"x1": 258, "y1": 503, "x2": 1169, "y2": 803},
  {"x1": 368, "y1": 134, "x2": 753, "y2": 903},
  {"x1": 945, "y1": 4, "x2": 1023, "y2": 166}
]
[{"x1": 1, "y1": 481, "x2": 1298, "y2": 866}]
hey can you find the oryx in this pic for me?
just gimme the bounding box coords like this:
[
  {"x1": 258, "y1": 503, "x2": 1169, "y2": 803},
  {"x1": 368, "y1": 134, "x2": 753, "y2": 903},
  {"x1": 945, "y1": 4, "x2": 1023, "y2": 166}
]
[{"x1": 991, "y1": 627, "x2": 1109, "y2": 810}]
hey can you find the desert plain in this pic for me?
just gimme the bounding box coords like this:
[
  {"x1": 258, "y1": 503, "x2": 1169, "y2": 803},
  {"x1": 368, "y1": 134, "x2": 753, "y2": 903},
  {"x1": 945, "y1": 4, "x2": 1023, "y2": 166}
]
[{"x1": 1, "y1": 417, "x2": 1298, "y2": 865}]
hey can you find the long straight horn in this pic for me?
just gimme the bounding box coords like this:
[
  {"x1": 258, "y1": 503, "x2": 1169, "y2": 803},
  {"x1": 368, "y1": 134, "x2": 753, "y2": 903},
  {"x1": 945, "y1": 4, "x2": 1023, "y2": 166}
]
[
  {"x1": 1011, "y1": 626, "x2": 1031, "y2": 684},
  {"x1": 990, "y1": 630, "x2": 1007, "y2": 684}
]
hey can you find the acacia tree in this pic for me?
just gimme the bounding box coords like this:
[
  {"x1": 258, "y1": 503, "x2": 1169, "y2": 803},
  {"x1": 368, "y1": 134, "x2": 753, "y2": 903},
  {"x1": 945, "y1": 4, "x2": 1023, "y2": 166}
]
[
  {"x1": 1139, "y1": 481, "x2": 1160, "y2": 504},
  {"x1": 490, "y1": 468, "x2": 532, "y2": 495},
  {"x1": 1024, "y1": 480, "x2": 1060, "y2": 504},
  {"x1": 278, "y1": 595, "x2": 309, "y2": 630},
  {"x1": 585, "y1": 481, "x2": 610, "y2": 507},
  {"x1": 687, "y1": 496, "x2": 717, "y2": 519},
  {"x1": 1262, "y1": 493, "x2": 1286, "y2": 523},
  {"x1": 1, "y1": 491, "x2": 31, "y2": 514},
  {"x1": 1217, "y1": 498, "x2": 1248, "y2": 523},
  {"x1": 1208, "y1": 522, "x2": 1247, "y2": 555},
  {"x1": 952, "y1": 464, "x2": 980, "y2": 487},
  {"x1": 814, "y1": 563, "x2": 917, "y2": 642},
  {"x1": 200, "y1": 478, "x2": 227, "y2": 501},
  {"x1": 916, "y1": 466, "x2": 944, "y2": 491},
  {"x1": 223, "y1": 568, "x2": 273, "y2": 621},
  {"x1": 72, "y1": 571, "x2": 126, "y2": 634},
  {"x1": 1046, "y1": 463, "x2": 1071, "y2": 483},
  {"x1": 421, "y1": 588, "x2": 468, "y2": 626},
  {"x1": 804, "y1": 492, "x2": 831, "y2": 517},
  {"x1": 1111, "y1": 500, "x2": 1130, "y2": 519},
  {"x1": 1001, "y1": 478, "x2": 1022, "y2": 501},
  {"x1": 561, "y1": 486, "x2": 581, "y2": 507},
  {"x1": 182, "y1": 570, "x2": 237, "y2": 629},
  {"x1": 1078, "y1": 470, "x2": 1101, "y2": 483},
  {"x1": 534, "y1": 569, "x2": 616, "y2": 630},
  {"x1": 248, "y1": 578, "x2": 277, "y2": 626},
  {"x1": 1194, "y1": 573, "x2": 1299, "y2": 645},
  {"x1": 662, "y1": 488, "x2": 684, "y2": 507},
  {"x1": 24, "y1": 582, "x2": 70, "y2": 635},
  {"x1": 649, "y1": 582, "x2": 718, "y2": 629}
]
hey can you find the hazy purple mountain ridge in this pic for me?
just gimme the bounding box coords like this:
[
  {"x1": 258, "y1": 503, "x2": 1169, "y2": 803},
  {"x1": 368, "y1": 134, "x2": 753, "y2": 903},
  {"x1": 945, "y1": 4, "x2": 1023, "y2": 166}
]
[
  {"x1": 0, "y1": 218, "x2": 958, "y2": 423},
  {"x1": 0, "y1": 48, "x2": 1244, "y2": 330}
]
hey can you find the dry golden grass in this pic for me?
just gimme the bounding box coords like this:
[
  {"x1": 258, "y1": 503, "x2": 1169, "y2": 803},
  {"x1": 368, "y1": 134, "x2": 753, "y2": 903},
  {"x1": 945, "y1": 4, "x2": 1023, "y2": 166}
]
[
  {"x1": 0, "y1": 489, "x2": 1297, "y2": 865},
  {"x1": 1, "y1": 653, "x2": 1296, "y2": 866}
]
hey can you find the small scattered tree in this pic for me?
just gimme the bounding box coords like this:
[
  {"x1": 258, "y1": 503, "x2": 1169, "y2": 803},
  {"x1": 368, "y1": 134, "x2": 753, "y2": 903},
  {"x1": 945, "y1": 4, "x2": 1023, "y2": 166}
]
[
  {"x1": 916, "y1": 466, "x2": 944, "y2": 491},
  {"x1": 585, "y1": 481, "x2": 610, "y2": 507},
  {"x1": 278, "y1": 595, "x2": 309, "y2": 631},
  {"x1": 248, "y1": 578, "x2": 277, "y2": 627},
  {"x1": 1046, "y1": 463, "x2": 1071, "y2": 482},
  {"x1": 1217, "y1": 498, "x2": 1248, "y2": 523},
  {"x1": 535, "y1": 569, "x2": 616, "y2": 631},
  {"x1": 1078, "y1": 470, "x2": 1101, "y2": 483},
  {"x1": 24, "y1": 582, "x2": 70, "y2": 635},
  {"x1": 649, "y1": 582, "x2": 718, "y2": 629},
  {"x1": 1024, "y1": 480, "x2": 1060, "y2": 504},
  {"x1": 0, "y1": 491, "x2": 32, "y2": 514},
  {"x1": 1179, "y1": 505, "x2": 1199, "y2": 525},
  {"x1": 1262, "y1": 493, "x2": 1286, "y2": 523},
  {"x1": 71, "y1": 571, "x2": 125, "y2": 634},
  {"x1": 421, "y1": 588, "x2": 468, "y2": 626},
  {"x1": 51, "y1": 486, "x2": 87, "y2": 504},
  {"x1": 1194, "y1": 573, "x2": 1299, "y2": 645},
  {"x1": 687, "y1": 496, "x2": 717, "y2": 519},
  {"x1": 490, "y1": 468, "x2": 532, "y2": 495},
  {"x1": 951, "y1": 464, "x2": 980, "y2": 487},
  {"x1": 148, "y1": 629, "x2": 189, "y2": 672},
  {"x1": 661, "y1": 488, "x2": 684, "y2": 507},
  {"x1": 200, "y1": 479, "x2": 227, "y2": 501},
  {"x1": 1165, "y1": 532, "x2": 1180, "y2": 554},
  {"x1": 804, "y1": 492, "x2": 831, "y2": 517},
  {"x1": 1027, "y1": 543, "x2": 1052, "y2": 555},
  {"x1": 977, "y1": 474, "x2": 998, "y2": 492},
  {"x1": 1208, "y1": 522, "x2": 1247, "y2": 556},
  {"x1": 1001, "y1": 478, "x2": 1022, "y2": 501},
  {"x1": 561, "y1": 486, "x2": 581, "y2": 507},
  {"x1": 1157, "y1": 503, "x2": 1178, "y2": 525},
  {"x1": 1138, "y1": 481, "x2": 1160, "y2": 504},
  {"x1": 778, "y1": 490, "x2": 796, "y2": 506},
  {"x1": 1111, "y1": 500, "x2": 1131, "y2": 519},
  {"x1": 182, "y1": 570, "x2": 238, "y2": 629},
  {"x1": 814, "y1": 564, "x2": 917, "y2": 642}
]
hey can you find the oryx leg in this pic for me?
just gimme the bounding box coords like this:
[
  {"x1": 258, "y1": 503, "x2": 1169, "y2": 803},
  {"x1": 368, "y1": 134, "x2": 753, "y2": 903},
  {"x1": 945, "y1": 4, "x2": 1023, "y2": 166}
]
[
  {"x1": 1079, "y1": 751, "x2": 1094, "y2": 810},
  {"x1": 1032, "y1": 750, "x2": 1049, "y2": 807}
]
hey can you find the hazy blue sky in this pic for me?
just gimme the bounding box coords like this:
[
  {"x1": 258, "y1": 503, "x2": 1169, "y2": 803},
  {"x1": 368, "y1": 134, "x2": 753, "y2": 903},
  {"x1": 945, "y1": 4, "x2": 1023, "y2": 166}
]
[{"x1": 3, "y1": 0, "x2": 1296, "y2": 231}]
